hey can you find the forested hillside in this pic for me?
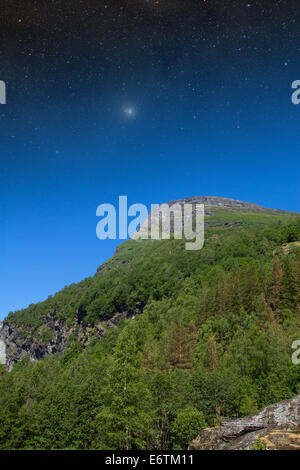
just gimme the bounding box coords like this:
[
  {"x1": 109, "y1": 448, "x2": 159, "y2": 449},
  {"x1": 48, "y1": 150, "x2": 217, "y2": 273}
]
[{"x1": 0, "y1": 201, "x2": 300, "y2": 450}]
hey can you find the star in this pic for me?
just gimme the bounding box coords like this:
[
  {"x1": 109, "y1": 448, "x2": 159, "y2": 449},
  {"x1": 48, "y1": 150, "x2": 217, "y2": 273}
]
[{"x1": 124, "y1": 107, "x2": 135, "y2": 117}]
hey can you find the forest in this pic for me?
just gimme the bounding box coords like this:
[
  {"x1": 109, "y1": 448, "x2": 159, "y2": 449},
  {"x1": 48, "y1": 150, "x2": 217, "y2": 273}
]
[{"x1": 0, "y1": 209, "x2": 299, "y2": 450}]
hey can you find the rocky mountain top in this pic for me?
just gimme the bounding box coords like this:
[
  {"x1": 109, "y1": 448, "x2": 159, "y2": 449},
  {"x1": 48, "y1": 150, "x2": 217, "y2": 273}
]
[
  {"x1": 189, "y1": 395, "x2": 300, "y2": 450},
  {"x1": 167, "y1": 196, "x2": 299, "y2": 215}
]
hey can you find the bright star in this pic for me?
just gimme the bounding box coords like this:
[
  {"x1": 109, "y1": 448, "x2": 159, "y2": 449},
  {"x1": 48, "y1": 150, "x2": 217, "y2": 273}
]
[{"x1": 124, "y1": 107, "x2": 135, "y2": 117}]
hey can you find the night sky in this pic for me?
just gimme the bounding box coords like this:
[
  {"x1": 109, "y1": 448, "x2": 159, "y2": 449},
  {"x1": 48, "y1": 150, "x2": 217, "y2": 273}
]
[{"x1": 1, "y1": 0, "x2": 300, "y2": 318}]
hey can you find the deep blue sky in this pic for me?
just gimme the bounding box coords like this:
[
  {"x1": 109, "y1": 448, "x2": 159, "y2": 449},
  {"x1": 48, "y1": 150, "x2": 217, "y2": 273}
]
[{"x1": 1, "y1": 0, "x2": 300, "y2": 320}]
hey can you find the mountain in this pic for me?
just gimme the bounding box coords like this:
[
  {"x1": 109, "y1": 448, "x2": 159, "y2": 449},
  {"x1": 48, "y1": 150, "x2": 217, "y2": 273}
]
[
  {"x1": 1, "y1": 196, "x2": 299, "y2": 369},
  {"x1": 0, "y1": 196, "x2": 300, "y2": 450}
]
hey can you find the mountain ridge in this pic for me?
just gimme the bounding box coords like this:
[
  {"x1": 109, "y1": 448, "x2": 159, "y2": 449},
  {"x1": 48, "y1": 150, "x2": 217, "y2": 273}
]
[
  {"x1": 1, "y1": 197, "x2": 300, "y2": 370},
  {"x1": 0, "y1": 196, "x2": 300, "y2": 449},
  {"x1": 166, "y1": 196, "x2": 300, "y2": 214}
]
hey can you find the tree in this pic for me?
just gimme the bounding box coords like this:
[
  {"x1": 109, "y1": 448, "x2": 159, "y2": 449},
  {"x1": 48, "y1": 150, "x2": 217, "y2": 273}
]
[
  {"x1": 163, "y1": 318, "x2": 197, "y2": 373},
  {"x1": 94, "y1": 321, "x2": 154, "y2": 450},
  {"x1": 147, "y1": 372, "x2": 172, "y2": 450},
  {"x1": 256, "y1": 293, "x2": 275, "y2": 325},
  {"x1": 282, "y1": 256, "x2": 299, "y2": 311},
  {"x1": 203, "y1": 335, "x2": 218, "y2": 372},
  {"x1": 267, "y1": 256, "x2": 283, "y2": 315},
  {"x1": 141, "y1": 338, "x2": 159, "y2": 373},
  {"x1": 171, "y1": 408, "x2": 206, "y2": 450},
  {"x1": 191, "y1": 369, "x2": 241, "y2": 423},
  {"x1": 240, "y1": 395, "x2": 258, "y2": 416}
]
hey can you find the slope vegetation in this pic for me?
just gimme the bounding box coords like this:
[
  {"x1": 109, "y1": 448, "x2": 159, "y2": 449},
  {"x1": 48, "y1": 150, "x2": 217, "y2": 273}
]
[{"x1": 0, "y1": 197, "x2": 299, "y2": 450}]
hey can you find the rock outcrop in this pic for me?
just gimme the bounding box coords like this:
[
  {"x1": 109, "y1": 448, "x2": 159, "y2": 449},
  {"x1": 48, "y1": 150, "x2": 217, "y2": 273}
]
[
  {"x1": 0, "y1": 308, "x2": 140, "y2": 371},
  {"x1": 0, "y1": 311, "x2": 105, "y2": 370},
  {"x1": 131, "y1": 196, "x2": 299, "y2": 242},
  {"x1": 0, "y1": 322, "x2": 6, "y2": 366},
  {"x1": 167, "y1": 196, "x2": 299, "y2": 215},
  {"x1": 189, "y1": 395, "x2": 300, "y2": 450}
]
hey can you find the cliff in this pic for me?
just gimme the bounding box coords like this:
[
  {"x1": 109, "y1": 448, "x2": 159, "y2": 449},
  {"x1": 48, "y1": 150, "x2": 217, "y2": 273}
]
[
  {"x1": 0, "y1": 322, "x2": 6, "y2": 366},
  {"x1": 0, "y1": 309, "x2": 138, "y2": 370}
]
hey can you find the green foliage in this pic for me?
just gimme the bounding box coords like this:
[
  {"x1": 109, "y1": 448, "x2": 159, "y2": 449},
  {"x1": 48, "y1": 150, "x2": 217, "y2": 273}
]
[
  {"x1": 93, "y1": 321, "x2": 154, "y2": 450},
  {"x1": 239, "y1": 395, "x2": 258, "y2": 416},
  {"x1": 171, "y1": 408, "x2": 206, "y2": 449},
  {"x1": 0, "y1": 210, "x2": 300, "y2": 449},
  {"x1": 6, "y1": 214, "x2": 300, "y2": 329},
  {"x1": 39, "y1": 326, "x2": 54, "y2": 343},
  {"x1": 60, "y1": 341, "x2": 83, "y2": 366},
  {"x1": 252, "y1": 435, "x2": 265, "y2": 450}
]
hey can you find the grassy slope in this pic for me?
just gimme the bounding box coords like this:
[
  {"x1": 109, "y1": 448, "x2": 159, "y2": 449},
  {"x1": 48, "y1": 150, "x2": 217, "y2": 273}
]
[{"x1": 5, "y1": 207, "x2": 299, "y2": 329}]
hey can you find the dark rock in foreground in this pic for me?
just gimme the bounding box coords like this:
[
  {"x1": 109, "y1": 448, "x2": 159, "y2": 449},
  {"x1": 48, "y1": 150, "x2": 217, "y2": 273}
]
[{"x1": 189, "y1": 395, "x2": 300, "y2": 450}]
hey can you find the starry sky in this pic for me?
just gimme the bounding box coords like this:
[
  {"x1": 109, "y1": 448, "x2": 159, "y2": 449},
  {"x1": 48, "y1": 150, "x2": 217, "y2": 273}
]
[{"x1": 1, "y1": 0, "x2": 300, "y2": 319}]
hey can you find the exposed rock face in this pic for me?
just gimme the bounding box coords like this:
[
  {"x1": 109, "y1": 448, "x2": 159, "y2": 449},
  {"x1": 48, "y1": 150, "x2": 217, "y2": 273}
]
[
  {"x1": 0, "y1": 322, "x2": 6, "y2": 366},
  {"x1": 0, "y1": 308, "x2": 139, "y2": 371},
  {"x1": 130, "y1": 196, "x2": 299, "y2": 242},
  {"x1": 106, "y1": 308, "x2": 142, "y2": 328},
  {"x1": 189, "y1": 396, "x2": 300, "y2": 450},
  {"x1": 0, "y1": 311, "x2": 105, "y2": 371},
  {"x1": 167, "y1": 196, "x2": 299, "y2": 215}
]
